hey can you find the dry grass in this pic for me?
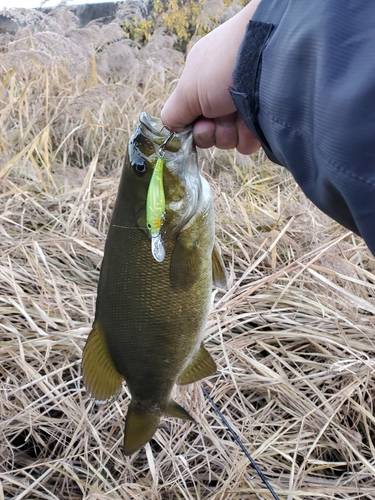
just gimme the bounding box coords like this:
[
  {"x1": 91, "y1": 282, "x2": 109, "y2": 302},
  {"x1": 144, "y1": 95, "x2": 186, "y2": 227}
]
[{"x1": 1, "y1": 6, "x2": 375, "y2": 500}]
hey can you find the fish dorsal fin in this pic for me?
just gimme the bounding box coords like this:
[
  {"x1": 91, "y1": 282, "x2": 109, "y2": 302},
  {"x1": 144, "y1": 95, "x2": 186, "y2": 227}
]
[
  {"x1": 164, "y1": 400, "x2": 195, "y2": 422},
  {"x1": 212, "y1": 242, "x2": 227, "y2": 288},
  {"x1": 82, "y1": 321, "x2": 123, "y2": 404},
  {"x1": 123, "y1": 401, "x2": 160, "y2": 455},
  {"x1": 170, "y1": 236, "x2": 201, "y2": 291},
  {"x1": 177, "y1": 343, "x2": 217, "y2": 385}
]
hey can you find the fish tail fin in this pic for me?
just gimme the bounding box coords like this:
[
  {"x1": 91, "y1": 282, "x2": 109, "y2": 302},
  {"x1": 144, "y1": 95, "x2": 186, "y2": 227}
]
[
  {"x1": 123, "y1": 400, "x2": 195, "y2": 455},
  {"x1": 123, "y1": 401, "x2": 161, "y2": 455},
  {"x1": 82, "y1": 321, "x2": 123, "y2": 404}
]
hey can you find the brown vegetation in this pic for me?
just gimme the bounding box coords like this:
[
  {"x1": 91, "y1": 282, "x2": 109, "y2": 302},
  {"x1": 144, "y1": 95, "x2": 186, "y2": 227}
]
[
  {"x1": 1, "y1": 4, "x2": 375, "y2": 500},
  {"x1": 121, "y1": 0, "x2": 245, "y2": 52}
]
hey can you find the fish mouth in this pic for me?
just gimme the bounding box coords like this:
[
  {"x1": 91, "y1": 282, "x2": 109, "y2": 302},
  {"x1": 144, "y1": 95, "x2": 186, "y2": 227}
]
[
  {"x1": 137, "y1": 113, "x2": 201, "y2": 235},
  {"x1": 139, "y1": 112, "x2": 193, "y2": 154}
]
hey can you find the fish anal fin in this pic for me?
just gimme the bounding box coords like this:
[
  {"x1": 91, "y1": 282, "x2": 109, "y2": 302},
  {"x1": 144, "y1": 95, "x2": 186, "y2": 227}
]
[
  {"x1": 170, "y1": 236, "x2": 201, "y2": 291},
  {"x1": 123, "y1": 401, "x2": 160, "y2": 455},
  {"x1": 212, "y1": 242, "x2": 227, "y2": 289},
  {"x1": 82, "y1": 321, "x2": 123, "y2": 404},
  {"x1": 177, "y1": 344, "x2": 217, "y2": 385},
  {"x1": 164, "y1": 400, "x2": 195, "y2": 422}
]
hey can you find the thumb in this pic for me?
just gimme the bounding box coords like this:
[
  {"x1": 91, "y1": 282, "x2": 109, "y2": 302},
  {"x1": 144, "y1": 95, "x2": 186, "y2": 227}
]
[{"x1": 161, "y1": 79, "x2": 202, "y2": 132}]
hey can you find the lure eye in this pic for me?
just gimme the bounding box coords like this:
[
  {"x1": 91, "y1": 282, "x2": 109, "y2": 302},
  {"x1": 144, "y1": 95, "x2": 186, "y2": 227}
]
[{"x1": 132, "y1": 159, "x2": 147, "y2": 176}]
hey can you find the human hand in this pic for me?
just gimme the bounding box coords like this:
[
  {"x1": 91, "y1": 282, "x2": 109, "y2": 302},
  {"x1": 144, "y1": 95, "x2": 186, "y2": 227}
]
[{"x1": 161, "y1": 0, "x2": 261, "y2": 154}]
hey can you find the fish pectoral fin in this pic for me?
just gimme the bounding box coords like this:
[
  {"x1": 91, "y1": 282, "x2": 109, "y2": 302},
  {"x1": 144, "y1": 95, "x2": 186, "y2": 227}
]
[
  {"x1": 177, "y1": 343, "x2": 217, "y2": 385},
  {"x1": 82, "y1": 321, "x2": 123, "y2": 404},
  {"x1": 123, "y1": 401, "x2": 161, "y2": 455},
  {"x1": 170, "y1": 236, "x2": 201, "y2": 291},
  {"x1": 164, "y1": 400, "x2": 195, "y2": 422},
  {"x1": 212, "y1": 242, "x2": 227, "y2": 288}
]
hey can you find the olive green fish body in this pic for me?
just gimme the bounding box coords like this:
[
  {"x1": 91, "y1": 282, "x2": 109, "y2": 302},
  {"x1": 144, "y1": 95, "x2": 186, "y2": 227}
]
[
  {"x1": 98, "y1": 212, "x2": 213, "y2": 401},
  {"x1": 83, "y1": 114, "x2": 226, "y2": 455}
]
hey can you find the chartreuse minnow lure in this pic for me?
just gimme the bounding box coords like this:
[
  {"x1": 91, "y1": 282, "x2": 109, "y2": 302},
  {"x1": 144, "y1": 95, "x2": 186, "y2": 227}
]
[
  {"x1": 146, "y1": 155, "x2": 166, "y2": 262},
  {"x1": 146, "y1": 133, "x2": 176, "y2": 262}
]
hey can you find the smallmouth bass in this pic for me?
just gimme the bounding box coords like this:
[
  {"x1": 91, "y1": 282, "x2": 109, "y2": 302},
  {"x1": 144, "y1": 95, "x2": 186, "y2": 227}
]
[{"x1": 82, "y1": 113, "x2": 227, "y2": 455}]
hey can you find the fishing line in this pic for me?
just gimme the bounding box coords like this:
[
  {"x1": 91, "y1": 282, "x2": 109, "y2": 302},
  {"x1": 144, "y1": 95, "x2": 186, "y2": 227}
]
[
  {"x1": 112, "y1": 224, "x2": 144, "y2": 230},
  {"x1": 201, "y1": 385, "x2": 280, "y2": 500}
]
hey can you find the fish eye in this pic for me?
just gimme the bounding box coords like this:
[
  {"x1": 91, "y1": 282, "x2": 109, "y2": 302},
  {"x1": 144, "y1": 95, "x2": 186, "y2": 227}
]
[{"x1": 132, "y1": 159, "x2": 147, "y2": 176}]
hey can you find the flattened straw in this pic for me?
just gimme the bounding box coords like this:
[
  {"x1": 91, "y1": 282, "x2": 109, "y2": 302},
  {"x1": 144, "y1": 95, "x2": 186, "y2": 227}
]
[{"x1": 201, "y1": 385, "x2": 280, "y2": 500}]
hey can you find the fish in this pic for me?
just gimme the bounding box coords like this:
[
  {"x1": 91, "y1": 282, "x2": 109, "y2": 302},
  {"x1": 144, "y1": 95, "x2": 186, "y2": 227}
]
[{"x1": 82, "y1": 113, "x2": 227, "y2": 455}]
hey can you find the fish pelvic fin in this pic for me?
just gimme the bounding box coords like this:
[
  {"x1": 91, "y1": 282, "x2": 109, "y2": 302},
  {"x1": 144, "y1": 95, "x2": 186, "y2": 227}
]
[
  {"x1": 212, "y1": 242, "x2": 227, "y2": 289},
  {"x1": 82, "y1": 321, "x2": 123, "y2": 404},
  {"x1": 124, "y1": 401, "x2": 161, "y2": 455},
  {"x1": 177, "y1": 343, "x2": 217, "y2": 385}
]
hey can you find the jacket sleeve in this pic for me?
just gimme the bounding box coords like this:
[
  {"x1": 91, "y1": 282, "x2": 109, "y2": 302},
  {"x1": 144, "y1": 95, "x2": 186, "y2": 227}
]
[{"x1": 230, "y1": 0, "x2": 375, "y2": 255}]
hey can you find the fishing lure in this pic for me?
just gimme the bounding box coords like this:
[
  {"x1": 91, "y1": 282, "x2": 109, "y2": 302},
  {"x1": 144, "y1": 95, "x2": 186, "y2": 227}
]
[
  {"x1": 146, "y1": 155, "x2": 166, "y2": 262},
  {"x1": 146, "y1": 132, "x2": 176, "y2": 263}
]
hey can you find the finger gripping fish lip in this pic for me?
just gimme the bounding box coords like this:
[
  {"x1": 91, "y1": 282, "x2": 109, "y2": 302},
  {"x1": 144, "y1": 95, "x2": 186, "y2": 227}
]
[{"x1": 139, "y1": 113, "x2": 183, "y2": 153}]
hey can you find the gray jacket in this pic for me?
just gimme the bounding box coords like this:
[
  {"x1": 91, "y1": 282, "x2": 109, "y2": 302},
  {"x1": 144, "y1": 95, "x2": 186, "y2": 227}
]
[{"x1": 230, "y1": 0, "x2": 375, "y2": 255}]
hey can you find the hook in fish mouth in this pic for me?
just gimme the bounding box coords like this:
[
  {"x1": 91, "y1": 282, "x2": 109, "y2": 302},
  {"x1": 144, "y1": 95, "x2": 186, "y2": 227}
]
[
  {"x1": 139, "y1": 112, "x2": 192, "y2": 153},
  {"x1": 158, "y1": 133, "x2": 176, "y2": 158},
  {"x1": 139, "y1": 113, "x2": 171, "y2": 140}
]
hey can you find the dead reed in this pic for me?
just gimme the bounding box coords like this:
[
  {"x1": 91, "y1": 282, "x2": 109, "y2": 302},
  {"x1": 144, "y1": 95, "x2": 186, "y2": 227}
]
[{"x1": 1, "y1": 5, "x2": 375, "y2": 500}]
